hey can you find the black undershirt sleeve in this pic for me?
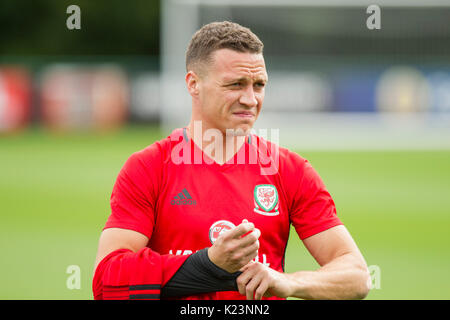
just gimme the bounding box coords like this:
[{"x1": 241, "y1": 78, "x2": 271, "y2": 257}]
[{"x1": 161, "y1": 248, "x2": 242, "y2": 298}]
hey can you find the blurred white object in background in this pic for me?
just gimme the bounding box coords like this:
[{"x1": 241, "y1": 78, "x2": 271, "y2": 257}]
[
  {"x1": 263, "y1": 72, "x2": 332, "y2": 112},
  {"x1": 130, "y1": 73, "x2": 161, "y2": 121},
  {"x1": 428, "y1": 72, "x2": 450, "y2": 113}
]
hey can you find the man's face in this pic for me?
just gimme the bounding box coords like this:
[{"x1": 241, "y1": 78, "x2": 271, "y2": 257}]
[{"x1": 194, "y1": 48, "x2": 268, "y2": 135}]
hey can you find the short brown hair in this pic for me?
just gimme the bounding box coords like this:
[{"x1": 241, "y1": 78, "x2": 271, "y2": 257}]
[{"x1": 186, "y1": 21, "x2": 264, "y2": 74}]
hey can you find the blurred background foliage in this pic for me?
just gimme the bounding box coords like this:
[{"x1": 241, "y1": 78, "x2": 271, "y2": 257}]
[{"x1": 0, "y1": 0, "x2": 161, "y2": 56}]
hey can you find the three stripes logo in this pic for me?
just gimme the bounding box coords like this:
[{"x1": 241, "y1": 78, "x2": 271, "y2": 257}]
[{"x1": 171, "y1": 188, "x2": 197, "y2": 206}]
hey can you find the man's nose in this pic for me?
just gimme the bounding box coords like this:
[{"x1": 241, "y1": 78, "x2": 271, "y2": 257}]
[{"x1": 239, "y1": 85, "x2": 258, "y2": 108}]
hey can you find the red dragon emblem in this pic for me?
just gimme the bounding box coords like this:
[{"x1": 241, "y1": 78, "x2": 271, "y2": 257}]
[
  {"x1": 258, "y1": 188, "x2": 275, "y2": 208},
  {"x1": 254, "y1": 185, "x2": 279, "y2": 216}
]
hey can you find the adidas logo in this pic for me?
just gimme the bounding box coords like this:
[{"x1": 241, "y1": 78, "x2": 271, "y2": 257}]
[{"x1": 171, "y1": 188, "x2": 197, "y2": 205}]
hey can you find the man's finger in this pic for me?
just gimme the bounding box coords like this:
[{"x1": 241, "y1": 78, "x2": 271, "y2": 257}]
[
  {"x1": 224, "y1": 221, "x2": 255, "y2": 239},
  {"x1": 239, "y1": 260, "x2": 255, "y2": 272},
  {"x1": 254, "y1": 278, "x2": 269, "y2": 300},
  {"x1": 237, "y1": 269, "x2": 254, "y2": 296},
  {"x1": 239, "y1": 239, "x2": 259, "y2": 261},
  {"x1": 245, "y1": 272, "x2": 264, "y2": 300},
  {"x1": 237, "y1": 228, "x2": 261, "y2": 248},
  {"x1": 236, "y1": 263, "x2": 261, "y2": 296}
]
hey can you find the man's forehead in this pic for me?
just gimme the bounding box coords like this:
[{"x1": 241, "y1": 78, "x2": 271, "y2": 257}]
[{"x1": 210, "y1": 49, "x2": 267, "y2": 80}]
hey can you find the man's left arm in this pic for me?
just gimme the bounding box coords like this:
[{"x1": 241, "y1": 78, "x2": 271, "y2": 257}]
[{"x1": 236, "y1": 225, "x2": 371, "y2": 300}]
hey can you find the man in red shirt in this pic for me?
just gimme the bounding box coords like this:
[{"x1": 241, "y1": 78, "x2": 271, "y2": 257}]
[{"x1": 93, "y1": 21, "x2": 371, "y2": 300}]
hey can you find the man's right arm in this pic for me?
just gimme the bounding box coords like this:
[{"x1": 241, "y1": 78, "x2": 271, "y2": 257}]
[
  {"x1": 94, "y1": 228, "x2": 149, "y2": 272},
  {"x1": 93, "y1": 221, "x2": 260, "y2": 299},
  {"x1": 94, "y1": 146, "x2": 260, "y2": 299},
  {"x1": 93, "y1": 227, "x2": 190, "y2": 300}
]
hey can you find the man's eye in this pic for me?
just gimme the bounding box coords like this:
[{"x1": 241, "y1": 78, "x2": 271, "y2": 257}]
[{"x1": 255, "y1": 83, "x2": 265, "y2": 88}]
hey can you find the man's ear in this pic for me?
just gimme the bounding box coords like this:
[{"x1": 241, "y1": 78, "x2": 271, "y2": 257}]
[{"x1": 186, "y1": 70, "x2": 200, "y2": 97}]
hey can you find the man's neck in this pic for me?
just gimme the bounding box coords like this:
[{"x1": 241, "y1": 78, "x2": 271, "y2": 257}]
[{"x1": 186, "y1": 121, "x2": 247, "y2": 165}]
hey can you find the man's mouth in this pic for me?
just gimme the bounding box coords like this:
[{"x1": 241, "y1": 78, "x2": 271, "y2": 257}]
[{"x1": 232, "y1": 111, "x2": 255, "y2": 118}]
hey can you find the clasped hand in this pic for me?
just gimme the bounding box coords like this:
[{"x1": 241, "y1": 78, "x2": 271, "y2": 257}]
[{"x1": 207, "y1": 219, "x2": 292, "y2": 300}]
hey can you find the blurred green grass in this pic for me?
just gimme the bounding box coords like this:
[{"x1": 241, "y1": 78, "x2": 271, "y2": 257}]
[{"x1": 1, "y1": 126, "x2": 449, "y2": 299}]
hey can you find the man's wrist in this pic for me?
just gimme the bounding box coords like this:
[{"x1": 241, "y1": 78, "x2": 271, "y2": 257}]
[
  {"x1": 282, "y1": 272, "x2": 297, "y2": 298},
  {"x1": 204, "y1": 248, "x2": 241, "y2": 279},
  {"x1": 206, "y1": 247, "x2": 218, "y2": 268},
  {"x1": 282, "y1": 271, "x2": 310, "y2": 299},
  {"x1": 161, "y1": 248, "x2": 242, "y2": 298}
]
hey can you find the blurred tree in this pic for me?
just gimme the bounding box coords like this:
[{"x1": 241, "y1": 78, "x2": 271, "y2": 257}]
[{"x1": 0, "y1": 0, "x2": 160, "y2": 55}]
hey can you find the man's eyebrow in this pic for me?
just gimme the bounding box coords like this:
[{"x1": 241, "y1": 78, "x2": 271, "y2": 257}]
[
  {"x1": 223, "y1": 76, "x2": 267, "y2": 84},
  {"x1": 222, "y1": 76, "x2": 246, "y2": 83}
]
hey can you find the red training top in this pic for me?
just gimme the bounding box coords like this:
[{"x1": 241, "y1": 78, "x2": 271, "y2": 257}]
[{"x1": 99, "y1": 128, "x2": 342, "y2": 300}]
